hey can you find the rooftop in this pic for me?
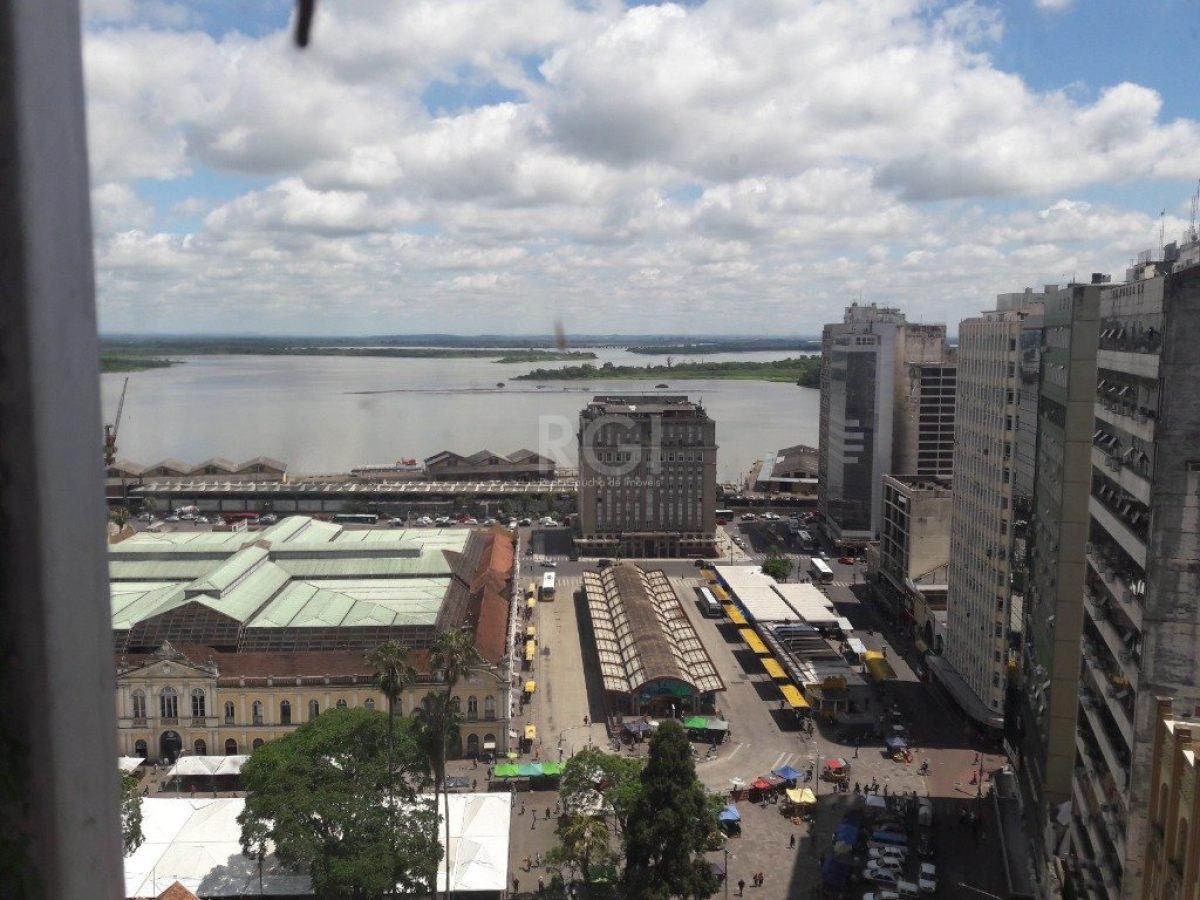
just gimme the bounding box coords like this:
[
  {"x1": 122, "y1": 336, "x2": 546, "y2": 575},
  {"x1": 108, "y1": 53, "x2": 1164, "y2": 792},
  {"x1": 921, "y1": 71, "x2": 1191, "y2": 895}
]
[{"x1": 582, "y1": 563, "x2": 724, "y2": 697}]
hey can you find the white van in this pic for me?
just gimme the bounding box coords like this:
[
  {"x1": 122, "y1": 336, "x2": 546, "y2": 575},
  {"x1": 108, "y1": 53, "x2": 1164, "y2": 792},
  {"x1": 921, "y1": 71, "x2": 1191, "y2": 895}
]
[
  {"x1": 895, "y1": 880, "x2": 920, "y2": 899},
  {"x1": 917, "y1": 798, "x2": 934, "y2": 828}
]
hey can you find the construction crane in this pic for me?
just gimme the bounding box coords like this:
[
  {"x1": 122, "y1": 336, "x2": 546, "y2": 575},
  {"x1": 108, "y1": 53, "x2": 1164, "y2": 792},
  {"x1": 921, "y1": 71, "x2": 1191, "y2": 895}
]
[{"x1": 104, "y1": 377, "x2": 129, "y2": 468}]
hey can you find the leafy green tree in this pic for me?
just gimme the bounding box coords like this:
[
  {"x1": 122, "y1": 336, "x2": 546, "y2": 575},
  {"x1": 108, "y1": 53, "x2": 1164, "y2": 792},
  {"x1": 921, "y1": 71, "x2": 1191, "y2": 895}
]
[
  {"x1": 761, "y1": 553, "x2": 793, "y2": 582},
  {"x1": 238, "y1": 707, "x2": 439, "y2": 900},
  {"x1": 109, "y1": 506, "x2": 131, "y2": 527},
  {"x1": 428, "y1": 628, "x2": 479, "y2": 899},
  {"x1": 141, "y1": 496, "x2": 156, "y2": 515},
  {"x1": 622, "y1": 720, "x2": 719, "y2": 900},
  {"x1": 558, "y1": 746, "x2": 643, "y2": 838},
  {"x1": 120, "y1": 771, "x2": 144, "y2": 856},
  {"x1": 547, "y1": 813, "x2": 618, "y2": 886}
]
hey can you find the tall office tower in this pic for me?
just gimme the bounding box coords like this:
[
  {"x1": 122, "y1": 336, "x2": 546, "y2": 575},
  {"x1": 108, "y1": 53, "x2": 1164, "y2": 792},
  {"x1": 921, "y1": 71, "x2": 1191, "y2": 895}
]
[
  {"x1": 1068, "y1": 249, "x2": 1200, "y2": 900},
  {"x1": 576, "y1": 395, "x2": 717, "y2": 559},
  {"x1": 817, "y1": 303, "x2": 951, "y2": 545},
  {"x1": 937, "y1": 297, "x2": 1043, "y2": 729},
  {"x1": 1008, "y1": 283, "x2": 1102, "y2": 899}
]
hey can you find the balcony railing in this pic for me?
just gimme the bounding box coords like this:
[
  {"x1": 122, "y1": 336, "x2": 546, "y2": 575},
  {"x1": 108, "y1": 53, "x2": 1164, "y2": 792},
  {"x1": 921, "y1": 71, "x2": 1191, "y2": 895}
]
[
  {"x1": 130, "y1": 717, "x2": 147, "y2": 727},
  {"x1": 1079, "y1": 693, "x2": 1130, "y2": 791},
  {"x1": 1098, "y1": 327, "x2": 1162, "y2": 355},
  {"x1": 1089, "y1": 500, "x2": 1147, "y2": 569},
  {"x1": 160, "y1": 717, "x2": 178, "y2": 726}
]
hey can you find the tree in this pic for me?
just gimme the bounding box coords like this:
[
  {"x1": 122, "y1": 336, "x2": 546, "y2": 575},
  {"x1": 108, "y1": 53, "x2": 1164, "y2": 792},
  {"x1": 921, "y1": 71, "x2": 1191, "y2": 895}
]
[
  {"x1": 429, "y1": 628, "x2": 479, "y2": 899},
  {"x1": 547, "y1": 813, "x2": 618, "y2": 886},
  {"x1": 120, "y1": 771, "x2": 144, "y2": 856},
  {"x1": 109, "y1": 506, "x2": 130, "y2": 527},
  {"x1": 761, "y1": 553, "x2": 793, "y2": 582},
  {"x1": 558, "y1": 746, "x2": 643, "y2": 838},
  {"x1": 622, "y1": 720, "x2": 719, "y2": 900},
  {"x1": 141, "y1": 496, "x2": 156, "y2": 515},
  {"x1": 365, "y1": 639, "x2": 417, "y2": 860},
  {"x1": 238, "y1": 707, "x2": 440, "y2": 900}
]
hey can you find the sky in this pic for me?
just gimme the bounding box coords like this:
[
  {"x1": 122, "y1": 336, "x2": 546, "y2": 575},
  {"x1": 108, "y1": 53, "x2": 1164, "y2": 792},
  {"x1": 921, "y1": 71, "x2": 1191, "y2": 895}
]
[{"x1": 83, "y1": 0, "x2": 1200, "y2": 336}]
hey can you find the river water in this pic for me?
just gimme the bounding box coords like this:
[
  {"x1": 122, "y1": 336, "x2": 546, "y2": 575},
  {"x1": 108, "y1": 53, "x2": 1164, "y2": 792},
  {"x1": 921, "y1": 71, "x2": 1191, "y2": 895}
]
[{"x1": 100, "y1": 348, "x2": 819, "y2": 483}]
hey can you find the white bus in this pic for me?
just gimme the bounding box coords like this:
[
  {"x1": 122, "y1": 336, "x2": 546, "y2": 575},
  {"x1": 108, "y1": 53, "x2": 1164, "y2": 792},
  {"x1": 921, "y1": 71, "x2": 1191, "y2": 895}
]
[
  {"x1": 540, "y1": 572, "x2": 556, "y2": 601},
  {"x1": 695, "y1": 585, "x2": 722, "y2": 618},
  {"x1": 809, "y1": 558, "x2": 834, "y2": 583}
]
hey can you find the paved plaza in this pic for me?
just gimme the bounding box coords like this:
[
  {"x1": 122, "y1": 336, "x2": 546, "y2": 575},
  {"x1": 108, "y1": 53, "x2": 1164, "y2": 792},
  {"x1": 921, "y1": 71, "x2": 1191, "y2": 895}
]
[{"x1": 493, "y1": 548, "x2": 1013, "y2": 898}]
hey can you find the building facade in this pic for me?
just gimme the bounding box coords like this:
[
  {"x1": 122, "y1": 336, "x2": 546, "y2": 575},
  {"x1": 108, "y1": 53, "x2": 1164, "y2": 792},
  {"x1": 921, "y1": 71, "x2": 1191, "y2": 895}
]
[
  {"x1": 1140, "y1": 698, "x2": 1200, "y2": 900},
  {"x1": 1009, "y1": 283, "x2": 1102, "y2": 898},
  {"x1": 576, "y1": 395, "x2": 717, "y2": 558},
  {"x1": 876, "y1": 475, "x2": 952, "y2": 647},
  {"x1": 817, "y1": 304, "x2": 951, "y2": 545},
  {"x1": 942, "y1": 299, "x2": 1043, "y2": 727},
  {"x1": 115, "y1": 642, "x2": 509, "y2": 762},
  {"x1": 109, "y1": 516, "x2": 519, "y2": 761},
  {"x1": 1069, "y1": 255, "x2": 1200, "y2": 899}
]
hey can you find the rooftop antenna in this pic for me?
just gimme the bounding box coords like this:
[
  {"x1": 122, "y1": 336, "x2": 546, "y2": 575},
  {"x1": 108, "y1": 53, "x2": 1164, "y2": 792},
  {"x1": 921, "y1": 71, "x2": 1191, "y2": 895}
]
[{"x1": 1159, "y1": 209, "x2": 1166, "y2": 252}]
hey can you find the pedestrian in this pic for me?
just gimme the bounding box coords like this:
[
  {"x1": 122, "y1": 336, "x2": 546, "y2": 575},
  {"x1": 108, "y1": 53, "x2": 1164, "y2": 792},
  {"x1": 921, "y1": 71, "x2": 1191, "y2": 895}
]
[
  {"x1": 531, "y1": 816, "x2": 536, "y2": 830},
  {"x1": 538, "y1": 875, "x2": 545, "y2": 894},
  {"x1": 472, "y1": 778, "x2": 478, "y2": 791},
  {"x1": 545, "y1": 807, "x2": 551, "y2": 819},
  {"x1": 583, "y1": 714, "x2": 589, "y2": 726},
  {"x1": 759, "y1": 873, "x2": 766, "y2": 888},
  {"x1": 472, "y1": 756, "x2": 477, "y2": 769},
  {"x1": 737, "y1": 878, "x2": 745, "y2": 896},
  {"x1": 789, "y1": 833, "x2": 796, "y2": 849},
  {"x1": 513, "y1": 876, "x2": 520, "y2": 894},
  {"x1": 559, "y1": 747, "x2": 564, "y2": 761},
  {"x1": 520, "y1": 801, "x2": 525, "y2": 815},
  {"x1": 853, "y1": 744, "x2": 859, "y2": 759}
]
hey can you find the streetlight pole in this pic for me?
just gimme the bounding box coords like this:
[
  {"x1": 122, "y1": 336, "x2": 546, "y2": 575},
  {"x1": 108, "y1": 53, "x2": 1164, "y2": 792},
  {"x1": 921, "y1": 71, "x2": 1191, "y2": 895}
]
[{"x1": 723, "y1": 842, "x2": 730, "y2": 900}]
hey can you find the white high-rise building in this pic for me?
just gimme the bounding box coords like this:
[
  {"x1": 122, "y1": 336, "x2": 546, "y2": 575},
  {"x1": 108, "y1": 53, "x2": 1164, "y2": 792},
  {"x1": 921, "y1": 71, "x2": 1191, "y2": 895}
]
[{"x1": 937, "y1": 298, "x2": 1043, "y2": 727}]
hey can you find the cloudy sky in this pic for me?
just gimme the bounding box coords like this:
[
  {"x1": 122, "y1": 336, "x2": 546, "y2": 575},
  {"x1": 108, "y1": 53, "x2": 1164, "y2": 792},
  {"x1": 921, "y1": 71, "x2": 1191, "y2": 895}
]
[{"x1": 84, "y1": 0, "x2": 1200, "y2": 336}]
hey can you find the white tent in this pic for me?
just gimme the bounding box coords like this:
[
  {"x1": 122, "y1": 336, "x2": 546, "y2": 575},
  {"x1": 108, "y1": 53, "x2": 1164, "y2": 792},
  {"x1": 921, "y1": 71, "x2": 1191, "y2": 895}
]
[
  {"x1": 166, "y1": 755, "x2": 249, "y2": 779},
  {"x1": 125, "y1": 794, "x2": 511, "y2": 898},
  {"x1": 118, "y1": 756, "x2": 146, "y2": 773}
]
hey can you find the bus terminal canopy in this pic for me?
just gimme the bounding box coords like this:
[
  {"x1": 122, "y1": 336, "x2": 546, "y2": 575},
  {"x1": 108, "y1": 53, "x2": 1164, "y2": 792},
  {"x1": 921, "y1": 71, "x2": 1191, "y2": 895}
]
[
  {"x1": 779, "y1": 684, "x2": 809, "y2": 710},
  {"x1": 738, "y1": 628, "x2": 769, "y2": 655},
  {"x1": 863, "y1": 650, "x2": 898, "y2": 682},
  {"x1": 723, "y1": 605, "x2": 748, "y2": 626},
  {"x1": 582, "y1": 564, "x2": 724, "y2": 710},
  {"x1": 762, "y1": 657, "x2": 788, "y2": 680}
]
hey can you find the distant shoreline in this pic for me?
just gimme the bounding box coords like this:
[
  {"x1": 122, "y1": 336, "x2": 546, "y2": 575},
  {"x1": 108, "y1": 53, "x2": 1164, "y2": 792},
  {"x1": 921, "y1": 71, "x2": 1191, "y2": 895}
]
[
  {"x1": 100, "y1": 355, "x2": 179, "y2": 373},
  {"x1": 98, "y1": 343, "x2": 596, "y2": 368},
  {"x1": 515, "y1": 357, "x2": 821, "y2": 385}
]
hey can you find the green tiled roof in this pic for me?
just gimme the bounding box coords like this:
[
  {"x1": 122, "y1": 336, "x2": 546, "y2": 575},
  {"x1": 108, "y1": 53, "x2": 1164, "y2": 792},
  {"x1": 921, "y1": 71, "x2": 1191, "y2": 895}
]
[{"x1": 109, "y1": 516, "x2": 469, "y2": 633}]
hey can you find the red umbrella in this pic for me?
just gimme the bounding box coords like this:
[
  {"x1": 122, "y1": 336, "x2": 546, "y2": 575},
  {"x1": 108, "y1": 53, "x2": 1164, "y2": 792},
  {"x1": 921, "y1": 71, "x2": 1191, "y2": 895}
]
[
  {"x1": 825, "y1": 758, "x2": 847, "y2": 770},
  {"x1": 752, "y1": 777, "x2": 772, "y2": 790}
]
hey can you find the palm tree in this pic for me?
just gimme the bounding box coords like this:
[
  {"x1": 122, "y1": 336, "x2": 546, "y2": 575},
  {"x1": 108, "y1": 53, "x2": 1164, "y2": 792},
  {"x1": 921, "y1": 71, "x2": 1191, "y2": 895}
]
[
  {"x1": 415, "y1": 692, "x2": 461, "y2": 897},
  {"x1": 429, "y1": 628, "x2": 479, "y2": 899},
  {"x1": 365, "y1": 641, "x2": 416, "y2": 795},
  {"x1": 557, "y1": 813, "x2": 615, "y2": 886}
]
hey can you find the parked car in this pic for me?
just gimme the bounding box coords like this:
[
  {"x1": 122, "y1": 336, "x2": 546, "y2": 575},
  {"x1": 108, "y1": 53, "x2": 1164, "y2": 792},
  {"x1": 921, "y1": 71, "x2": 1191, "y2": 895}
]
[
  {"x1": 259, "y1": 514, "x2": 278, "y2": 525},
  {"x1": 540, "y1": 560, "x2": 557, "y2": 568},
  {"x1": 918, "y1": 863, "x2": 937, "y2": 894},
  {"x1": 916, "y1": 832, "x2": 935, "y2": 859},
  {"x1": 838, "y1": 555, "x2": 855, "y2": 565},
  {"x1": 868, "y1": 846, "x2": 908, "y2": 864},
  {"x1": 597, "y1": 558, "x2": 613, "y2": 569},
  {"x1": 862, "y1": 893, "x2": 901, "y2": 900},
  {"x1": 165, "y1": 515, "x2": 180, "y2": 523},
  {"x1": 519, "y1": 518, "x2": 532, "y2": 526},
  {"x1": 863, "y1": 866, "x2": 901, "y2": 887},
  {"x1": 866, "y1": 857, "x2": 903, "y2": 874}
]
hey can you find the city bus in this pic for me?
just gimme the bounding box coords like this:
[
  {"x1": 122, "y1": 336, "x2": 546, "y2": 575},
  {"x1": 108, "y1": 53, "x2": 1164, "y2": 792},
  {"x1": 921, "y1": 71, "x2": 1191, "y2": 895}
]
[
  {"x1": 715, "y1": 508, "x2": 734, "y2": 524},
  {"x1": 332, "y1": 512, "x2": 379, "y2": 525},
  {"x1": 808, "y1": 558, "x2": 834, "y2": 583},
  {"x1": 540, "y1": 572, "x2": 556, "y2": 601},
  {"x1": 796, "y1": 529, "x2": 814, "y2": 549},
  {"x1": 695, "y1": 585, "x2": 722, "y2": 618}
]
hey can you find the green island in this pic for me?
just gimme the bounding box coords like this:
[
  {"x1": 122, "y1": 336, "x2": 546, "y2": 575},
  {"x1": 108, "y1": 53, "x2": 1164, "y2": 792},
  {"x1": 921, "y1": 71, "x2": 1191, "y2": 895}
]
[
  {"x1": 100, "y1": 354, "x2": 178, "y2": 373},
  {"x1": 99, "y1": 339, "x2": 595, "y2": 364},
  {"x1": 515, "y1": 356, "x2": 821, "y2": 386},
  {"x1": 625, "y1": 339, "x2": 819, "y2": 354},
  {"x1": 493, "y1": 350, "x2": 597, "y2": 363}
]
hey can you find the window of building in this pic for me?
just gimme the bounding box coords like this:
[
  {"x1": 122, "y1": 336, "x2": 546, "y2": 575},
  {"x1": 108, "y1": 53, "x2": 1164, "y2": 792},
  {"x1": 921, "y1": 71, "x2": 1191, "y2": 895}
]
[
  {"x1": 336, "y1": 699, "x2": 347, "y2": 709},
  {"x1": 160, "y1": 687, "x2": 178, "y2": 720},
  {"x1": 193, "y1": 738, "x2": 207, "y2": 756},
  {"x1": 309, "y1": 699, "x2": 319, "y2": 720},
  {"x1": 191, "y1": 688, "x2": 206, "y2": 719},
  {"x1": 224, "y1": 701, "x2": 235, "y2": 724},
  {"x1": 1176, "y1": 817, "x2": 1189, "y2": 863},
  {"x1": 134, "y1": 740, "x2": 148, "y2": 759},
  {"x1": 484, "y1": 695, "x2": 496, "y2": 720},
  {"x1": 252, "y1": 738, "x2": 265, "y2": 752},
  {"x1": 224, "y1": 738, "x2": 238, "y2": 755},
  {"x1": 280, "y1": 700, "x2": 291, "y2": 725},
  {"x1": 131, "y1": 690, "x2": 146, "y2": 720},
  {"x1": 467, "y1": 695, "x2": 478, "y2": 722},
  {"x1": 252, "y1": 700, "x2": 264, "y2": 725},
  {"x1": 364, "y1": 698, "x2": 375, "y2": 710}
]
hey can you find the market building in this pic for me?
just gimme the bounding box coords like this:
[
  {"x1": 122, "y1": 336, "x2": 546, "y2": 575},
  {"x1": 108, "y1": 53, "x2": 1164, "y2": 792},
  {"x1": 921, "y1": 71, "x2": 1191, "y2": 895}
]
[{"x1": 111, "y1": 516, "x2": 518, "y2": 760}]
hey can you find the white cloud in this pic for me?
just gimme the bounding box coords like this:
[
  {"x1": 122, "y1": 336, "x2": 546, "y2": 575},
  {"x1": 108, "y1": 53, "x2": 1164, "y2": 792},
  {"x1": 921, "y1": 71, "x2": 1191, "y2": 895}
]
[
  {"x1": 1033, "y1": 0, "x2": 1074, "y2": 11},
  {"x1": 81, "y1": 0, "x2": 1200, "y2": 333}
]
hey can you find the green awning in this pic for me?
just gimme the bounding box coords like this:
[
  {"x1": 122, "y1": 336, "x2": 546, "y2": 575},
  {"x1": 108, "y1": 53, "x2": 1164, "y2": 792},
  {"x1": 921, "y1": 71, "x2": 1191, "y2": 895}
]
[
  {"x1": 538, "y1": 762, "x2": 565, "y2": 776},
  {"x1": 493, "y1": 764, "x2": 520, "y2": 778},
  {"x1": 517, "y1": 763, "x2": 543, "y2": 777},
  {"x1": 683, "y1": 716, "x2": 709, "y2": 729}
]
